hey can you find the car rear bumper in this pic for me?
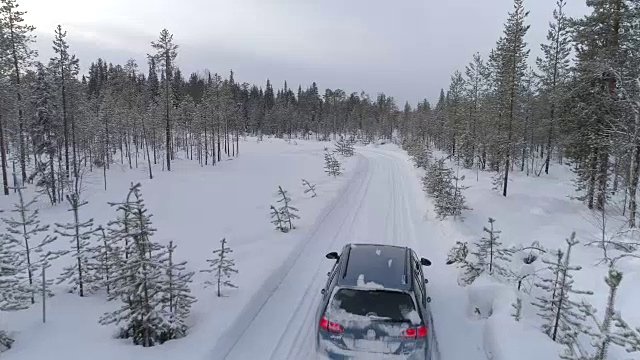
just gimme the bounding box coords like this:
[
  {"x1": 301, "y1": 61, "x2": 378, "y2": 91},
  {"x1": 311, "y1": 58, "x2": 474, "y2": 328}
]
[{"x1": 317, "y1": 341, "x2": 426, "y2": 360}]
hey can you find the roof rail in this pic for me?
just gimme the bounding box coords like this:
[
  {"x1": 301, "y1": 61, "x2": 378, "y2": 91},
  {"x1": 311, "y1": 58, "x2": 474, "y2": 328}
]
[
  {"x1": 405, "y1": 247, "x2": 413, "y2": 284},
  {"x1": 341, "y1": 246, "x2": 352, "y2": 279}
]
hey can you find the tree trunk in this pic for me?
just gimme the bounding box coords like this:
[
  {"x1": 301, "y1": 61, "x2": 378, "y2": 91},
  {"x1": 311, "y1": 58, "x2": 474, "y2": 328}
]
[{"x1": 0, "y1": 112, "x2": 9, "y2": 195}]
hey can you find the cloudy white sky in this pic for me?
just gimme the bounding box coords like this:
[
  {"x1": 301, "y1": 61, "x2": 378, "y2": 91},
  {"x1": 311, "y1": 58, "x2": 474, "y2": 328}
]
[{"x1": 22, "y1": 0, "x2": 588, "y2": 105}]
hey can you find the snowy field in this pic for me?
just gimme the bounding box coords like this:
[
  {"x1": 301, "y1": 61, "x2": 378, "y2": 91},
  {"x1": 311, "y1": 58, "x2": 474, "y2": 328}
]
[{"x1": 1, "y1": 138, "x2": 639, "y2": 360}]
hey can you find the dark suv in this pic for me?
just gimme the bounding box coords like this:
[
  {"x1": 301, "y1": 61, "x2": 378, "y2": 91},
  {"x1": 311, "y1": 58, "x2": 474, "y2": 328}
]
[{"x1": 315, "y1": 243, "x2": 434, "y2": 360}]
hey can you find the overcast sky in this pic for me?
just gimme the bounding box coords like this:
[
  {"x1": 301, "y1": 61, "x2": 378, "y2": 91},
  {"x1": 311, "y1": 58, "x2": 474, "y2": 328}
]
[{"x1": 22, "y1": 0, "x2": 589, "y2": 105}]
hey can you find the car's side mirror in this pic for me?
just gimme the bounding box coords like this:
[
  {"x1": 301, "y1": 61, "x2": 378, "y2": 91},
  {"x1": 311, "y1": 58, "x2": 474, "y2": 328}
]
[
  {"x1": 420, "y1": 258, "x2": 432, "y2": 266},
  {"x1": 326, "y1": 252, "x2": 339, "y2": 260}
]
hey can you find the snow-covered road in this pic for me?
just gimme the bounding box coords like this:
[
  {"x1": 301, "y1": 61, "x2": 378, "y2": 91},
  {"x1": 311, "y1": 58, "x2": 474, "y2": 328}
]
[{"x1": 212, "y1": 146, "x2": 450, "y2": 360}]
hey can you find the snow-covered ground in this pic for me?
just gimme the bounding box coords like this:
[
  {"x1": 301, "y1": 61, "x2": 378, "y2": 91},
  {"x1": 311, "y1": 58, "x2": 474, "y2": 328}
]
[
  {"x1": 2, "y1": 138, "x2": 638, "y2": 360},
  {"x1": 424, "y1": 153, "x2": 640, "y2": 360}
]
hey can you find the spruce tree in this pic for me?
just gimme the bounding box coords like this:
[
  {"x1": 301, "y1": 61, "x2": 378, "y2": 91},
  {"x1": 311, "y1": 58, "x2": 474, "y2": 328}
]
[
  {"x1": 445, "y1": 241, "x2": 482, "y2": 285},
  {"x1": 274, "y1": 186, "x2": 299, "y2": 231},
  {"x1": 29, "y1": 63, "x2": 60, "y2": 205},
  {"x1": 160, "y1": 241, "x2": 195, "y2": 339},
  {"x1": 472, "y1": 218, "x2": 512, "y2": 278},
  {"x1": 324, "y1": 150, "x2": 341, "y2": 177},
  {"x1": 423, "y1": 159, "x2": 470, "y2": 220},
  {"x1": 55, "y1": 188, "x2": 100, "y2": 296},
  {"x1": 201, "y1": 238, "x2": 237, "y2": 297},
  {"x1": 99, "y1": 183, "x2": 169, "y2": 347},
  {"x1": 0, "y1": 218, "x2": 31, "y2": 352},
  {"x1": 2, "y1": 178, "x2": 57, "y2": 303},
  {"x1": 270, "y1": 205, "x2": 286, "y2": 232},
  {"x1": 573, "y1": 269, "x2": 623, "y2": 360}
]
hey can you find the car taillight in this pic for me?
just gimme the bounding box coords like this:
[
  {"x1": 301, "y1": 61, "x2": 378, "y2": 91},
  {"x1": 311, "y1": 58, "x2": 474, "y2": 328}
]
[
  {"x1": 402, "y1": 325, "x2": 427, "y2": 338},
  {"x1": 319, "y1": 316, "x2": 344, "y2": 333}
]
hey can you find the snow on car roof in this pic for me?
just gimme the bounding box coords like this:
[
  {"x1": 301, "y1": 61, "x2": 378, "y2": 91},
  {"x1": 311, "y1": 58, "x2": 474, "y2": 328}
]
[{"x1": 338, "y1": 244, "x2": 411, "y2": 291}]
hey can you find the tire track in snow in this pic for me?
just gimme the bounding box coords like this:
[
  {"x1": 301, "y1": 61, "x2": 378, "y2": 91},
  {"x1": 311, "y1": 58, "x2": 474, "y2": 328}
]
[
  {"x1": 215, "y1": 154, "x2": 376, "y2": 360},
  {"x1": 270, "y1": 158, "x2": 376, "y2": 360},
  {"x1": 209, "y1": 154, "x2": 369, "y2": 359}
]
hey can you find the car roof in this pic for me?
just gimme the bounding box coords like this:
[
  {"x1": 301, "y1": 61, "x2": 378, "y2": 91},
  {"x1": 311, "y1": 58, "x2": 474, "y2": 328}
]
[{"x1": 336, "y1": 243, "x2": 412, "y2": 291}]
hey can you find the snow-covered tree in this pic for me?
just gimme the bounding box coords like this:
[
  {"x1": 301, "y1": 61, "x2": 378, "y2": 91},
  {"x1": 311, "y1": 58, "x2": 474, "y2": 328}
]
[
  {"x1": 301, "y1": 178, "x2": 317, "y2": 197},
  {"x1": 611, "y1": 311, "x2": 640, "y2": 354},
  {"x1": 55, "y1": 189, "x2": 100, "y2": 296},
  {"x1": 574, "y1": 269, "x2": 622, "y2": 360},
  {"x1": 270, "y1": 205, "x2": 286, "y2": 232},
  {"x1": 335, "y1": 137, "x2": 354, "y2": 157},
  {"x1": 423, "y1": 159, "x2": 471, "y2": 220},
  {"x1": 94, "y1": 226, "x2": 117, "y2": 295},
  {"x1": 0, "y1": 219, "x2": 31, "y2": 352},
  {"x1": 160, "y1": 241, "x2": 195, "y2": 339},
  {"x1": 411, "y1": 144, "x2": 432, "y2": 169},
  {"x1": 446, "y1": 241, "x2": 482, "y2": 285},
  {"x1": 99, "y1": 183, "x2": 169, "y2": 347},
  {"x1": 324, "y1": 150, "x2": 341, "y2": 177},
  {"x1": 273, "y1": 186, "x2": 299, "y2": 231},
  {"x1": 2, "y1": 179, "x2": 57, "y2": 303},
  {"x1": 29, "y1": 63, "x2": 61, "y2": 205},
  {"x1": 201, "y1": 238, "x2": 237, "y2": 297},
  {"x1": 533, "y1": 232, "x2": 593, "y2": 345},
  {"x1": 472, "y1": 217, "x2": 512, "y2": 279}
]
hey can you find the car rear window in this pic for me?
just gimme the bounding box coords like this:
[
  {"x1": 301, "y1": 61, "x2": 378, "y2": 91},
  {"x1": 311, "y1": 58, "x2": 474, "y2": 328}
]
[{"x1": 329, "y1": 288, "x2": 418, "y2": 322}]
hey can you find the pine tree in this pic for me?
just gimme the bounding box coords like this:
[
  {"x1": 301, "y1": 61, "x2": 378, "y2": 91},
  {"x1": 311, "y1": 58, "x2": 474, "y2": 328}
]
[
  {"x1": 160, "y1": 241, "x2": 195, "y2": 339},
  {"x1": 536, "y1": 0, "x2": 571, "y2": 176},
  {"x1": 301, "y1": 179, "x2": 317, "y2": 198},
  {"x1": 495, "y1": 0, "x2": 530, "y2": 197},
  {"x1": 151, "y1": 29, "x2": 178, "y2": 172},
  {"x1": 55, "y1": 188, "x2": 100, "y2": 296},
  {"x1": 533, "y1": 232, "x2": 593, "y2": 344},
  {"x1": 2, "y1": 178, "x2": 57, "y2": 303},
  {"x1": 51, "y1": 24, "x2": 79, "y2": 178},
  {"x1": 99, "y1": 183, "x2": 169, "y2": 347},
  {"x1": 0, "y1": 0, "x2": 36, "y2": 184},
  {"x1": 201, "y1": 238, "x2": 237, "y2": 297},
  {"x1": 472, "y1": 218, "x2": 512, "y2": 278}
]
